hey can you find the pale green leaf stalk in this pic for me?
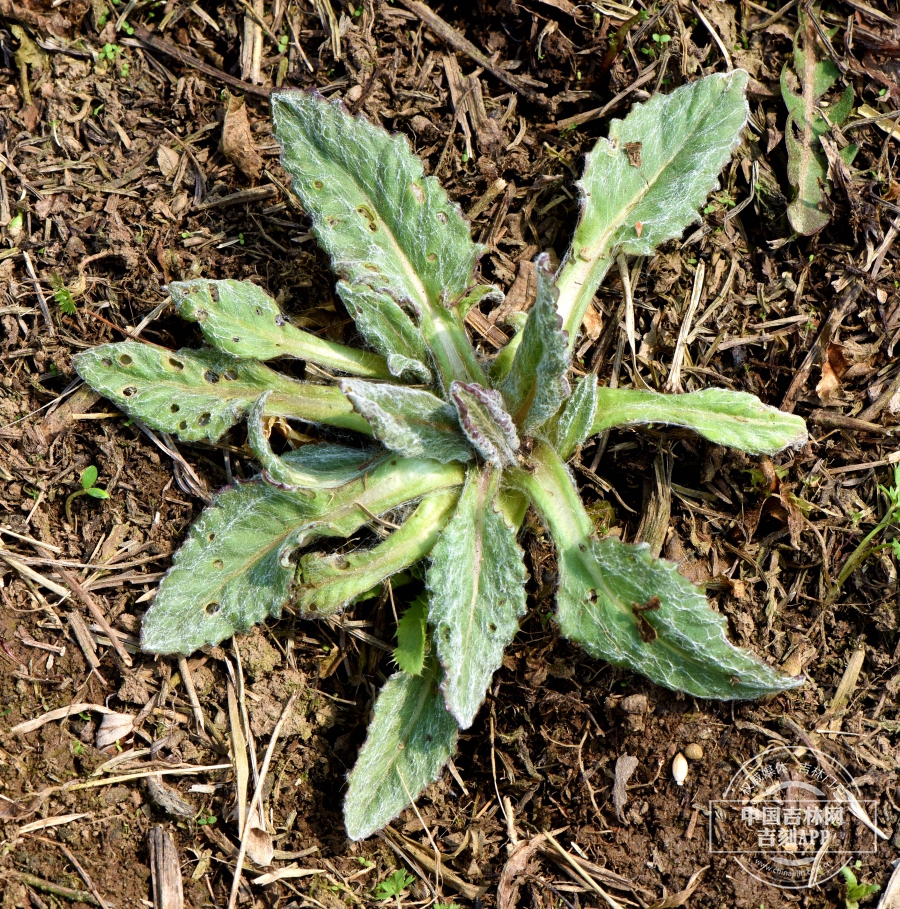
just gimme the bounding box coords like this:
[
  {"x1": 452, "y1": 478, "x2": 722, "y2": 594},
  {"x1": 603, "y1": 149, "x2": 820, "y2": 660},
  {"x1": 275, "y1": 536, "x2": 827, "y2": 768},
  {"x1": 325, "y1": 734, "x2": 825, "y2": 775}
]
[
  {"x1": 171, "y1": 278, "x2": 393, "y2": 379},
  {"x1": 74, "y1": 75, "x2": 810, "y2": 842}
]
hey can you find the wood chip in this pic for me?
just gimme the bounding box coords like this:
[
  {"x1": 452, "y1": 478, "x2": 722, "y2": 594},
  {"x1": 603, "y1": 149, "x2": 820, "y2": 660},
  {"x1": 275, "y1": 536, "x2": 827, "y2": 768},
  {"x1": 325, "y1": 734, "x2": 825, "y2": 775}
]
[
  {"x1": 148, "y1": 826, "x2": 184, "y2": 909},
  {"x1": 612, "y1": 754, "x2": 639, "y2": 823}
]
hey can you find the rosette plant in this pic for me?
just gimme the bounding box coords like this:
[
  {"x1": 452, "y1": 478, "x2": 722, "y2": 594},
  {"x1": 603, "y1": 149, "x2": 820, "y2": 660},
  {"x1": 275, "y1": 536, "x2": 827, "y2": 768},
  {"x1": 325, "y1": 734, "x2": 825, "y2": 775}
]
[{"x1": 75, "y1": 70, "x2": 807, "y2": 839}]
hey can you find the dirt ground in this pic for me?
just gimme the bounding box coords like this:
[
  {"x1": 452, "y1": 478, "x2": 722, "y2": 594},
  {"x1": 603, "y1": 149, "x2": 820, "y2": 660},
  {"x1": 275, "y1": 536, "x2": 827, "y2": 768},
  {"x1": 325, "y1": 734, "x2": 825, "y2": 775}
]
[{"x1": 0, "y1": 0, "x2": 899, "y2": 907}]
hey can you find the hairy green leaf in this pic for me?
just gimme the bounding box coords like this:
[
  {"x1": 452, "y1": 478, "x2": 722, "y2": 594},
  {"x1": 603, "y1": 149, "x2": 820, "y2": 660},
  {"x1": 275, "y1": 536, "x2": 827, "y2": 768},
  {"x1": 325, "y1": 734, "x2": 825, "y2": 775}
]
[
  {"x1": 294, "y1": 489, "x2": 459, "y2": 617},
  {"x1": 344, "y1": 659, "x2": 458, "y2": 841},
  {"x1": 171, "y1": 279, "x2": 392, "y2": 378},
  {"x1": 450, "y1": 382, "x2": 520, "y2": 467},
  {"x1": 75, "y1": 342, "x2": 368, "y2": 442},
  {"x1": 546, "y1": 374, "x2": 598, "y2": 462},
  {"x1": 590, "y1": 387, "x2": 807, "y2": 455},
  {"x1": 500, "y1": 255, "x2": 570, "y2": 431},
  {"x1": 340, "y1": 379, "x2": 473, "y2": 463},
  {"x1": 781, "y1": 17, "x2": 853, "y2": 236},
  {"x1": 394, "y1": 595, "x2": 428, "y2": 676},
  {"x1": 143, "y1": 454, "x2": 465, "y2": 654},
  {"x1": 515, "y1": 442, "x2": 801, "y2": 700},
  {"x1": 555, "y1": 70, "x2": 749, "y2": 340},
  {"x1": 272, "y1": 90, "x2": 484, "y2": 387},
  {"x1": 247, "y1": 394, "x2": 379, "y2": 491},
  {"x1": 427, "y1": 467, "x2": 527, "y2": 728},
  {"x1": 337, "y1": 281, "x2": 431, "y2": 382},
  {"x1": 141, "y1": 476, "x2": 319, "y2": 655}
]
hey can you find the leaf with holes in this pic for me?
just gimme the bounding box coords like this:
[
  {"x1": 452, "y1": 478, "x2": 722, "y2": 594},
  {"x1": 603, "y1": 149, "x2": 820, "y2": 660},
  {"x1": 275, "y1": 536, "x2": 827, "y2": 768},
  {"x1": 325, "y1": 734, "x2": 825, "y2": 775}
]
[
  {"x1": 555, "y1": 70, "x2": 750, "y2": 339},
  {"x1": 141, "y1": 475, "x2": 318, "y2": 655},
  {"x1": 172, "y1": 278, "x2": 392, "y2": 378},
  {"x1": 514, "y1": 442, "x2": 801, "y2": 700},
  {"x1": 74, "y1": 342, "x2": 368, "y2": 442},
  {"x1": 427, "y1": 466, "x2": 527, "y2": 728},
  {"x1": 272, "y1": 90, "x2": 485, "y2": 389},
  {"x1": 340, "y1": 379, "x2": 474, "y2": 463},
  {"x1": 590, "y1": 387, "x2": 808, "y2": 455},
  {"x1": 143, "y1": 451, "x2": 465, "y2": 653},
  {"x1": 344, "y1": 658, "x2": 458, "y2": 841},
  {"x1": 499, "y1": 254, "x2": 570, "y2": 431}
]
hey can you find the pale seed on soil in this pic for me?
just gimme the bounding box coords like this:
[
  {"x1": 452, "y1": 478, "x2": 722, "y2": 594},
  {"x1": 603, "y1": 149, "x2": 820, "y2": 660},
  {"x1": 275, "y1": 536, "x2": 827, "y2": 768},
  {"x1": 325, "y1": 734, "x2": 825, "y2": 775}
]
[
  {"x1": 683, "y1": 743, "x2": 704, "y2": 761},
  {"x1": 672, "y1": 752, "x2": 689, "y2": 785}
]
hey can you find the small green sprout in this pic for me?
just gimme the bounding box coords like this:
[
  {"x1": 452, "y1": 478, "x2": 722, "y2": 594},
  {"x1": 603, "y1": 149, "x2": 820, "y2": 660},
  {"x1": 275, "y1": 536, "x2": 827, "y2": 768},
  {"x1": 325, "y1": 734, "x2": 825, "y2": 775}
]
[
  {"x1": 278, "y1": 34, "x2": 289, "y2": 54},
  {"x1": 841, "y1": 865, "x2": 880, "y2": 909},
  {"x1": 65, "y1": 466, "x2": 110, "y2": 522},
  {"x1": 51, "y1": 274, "x2": 77, "y2": 315},
  {"x1": 828, "y1": 463, "x2": 900, "y2": 604},
  {"x1": 373, "y1": 870, "x2": 414, "y2": 901}
]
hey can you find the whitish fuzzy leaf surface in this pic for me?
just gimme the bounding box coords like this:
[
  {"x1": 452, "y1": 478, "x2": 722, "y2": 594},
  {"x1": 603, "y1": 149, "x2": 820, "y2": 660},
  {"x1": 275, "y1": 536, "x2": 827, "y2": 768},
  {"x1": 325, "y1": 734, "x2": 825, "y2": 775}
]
[
  {"x1": 247, "y1": 395, "x2": 380, "y2": 491},
  {"x1": 517, "y1": 442, "x2": 801, "y2": 700},
  {"x1": 427, "y1": 467, "x2": 527, "y2": 728},
  {"x1": 337, "y1": 281, "x2": 431, "y2": 382},
  {"x1": 450, "y1": 382, "x2": 519, "y2": 467},
  {"x1": 556, "y1": 536, "x2": 800, "y2": 699},
  {"x1": 394, "y1": 595, "x2": 428, "y2": 676},
  {"x1": 344, "y1": 660, "x2": 458, "y2": 840},
  {"x1": 75, "y1": 342, "x2": 368, "y2": 442},
  {"x1": 500, "y1": 255, "x2": 570, "y2": 431},
  {"x1": 294, "y1": 489, "x2": 458, "y2": 618},
  {"x1": 272, "y1": 91, "x2": 480, "y2": 312},
  {"x1": 781, "y1": 28, "x2": 854, "y2": 236},
  {"x1": 340, "y1": 379, "x2": 473, "y2": 463},
  {"x1": 171, "y1": 279, "x2": 392, "y2": 379},
  {"x1": 143, "y1": 453, "x2": 464, "y2": 655},
  {"x1": 555, "y1": 71, "x2": 749, "y2": 335},
  {"x1": 141, "y1": 477, "x2": 319, "y2": 655},
  {"x1": 591, "y1": 387, "x2": 807, "y2": 455},
  {"x1": 547, "y1": 374, "x2": 598, "y2": 462}
]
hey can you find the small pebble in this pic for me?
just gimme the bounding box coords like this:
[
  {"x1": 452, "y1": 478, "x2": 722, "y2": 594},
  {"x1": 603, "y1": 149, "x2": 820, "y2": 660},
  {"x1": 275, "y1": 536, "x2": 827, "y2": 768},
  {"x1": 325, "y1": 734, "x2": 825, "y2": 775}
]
[
  {"x1": 672, "y1": 752, "x2": 688, "y2": 786},
  {"x1": 683, "y1": 743, "x2": 704, "y2": 761},
  {"x1": 619, "y1": 694, "x2": 649, "y2": 715}
]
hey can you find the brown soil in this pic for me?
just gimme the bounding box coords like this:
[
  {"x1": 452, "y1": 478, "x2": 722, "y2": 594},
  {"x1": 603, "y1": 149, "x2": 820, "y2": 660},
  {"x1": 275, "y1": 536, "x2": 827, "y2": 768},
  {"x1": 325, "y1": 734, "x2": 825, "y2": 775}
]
[{"x1": 1, "y1": 1, "x2": 899, "y2": 908}]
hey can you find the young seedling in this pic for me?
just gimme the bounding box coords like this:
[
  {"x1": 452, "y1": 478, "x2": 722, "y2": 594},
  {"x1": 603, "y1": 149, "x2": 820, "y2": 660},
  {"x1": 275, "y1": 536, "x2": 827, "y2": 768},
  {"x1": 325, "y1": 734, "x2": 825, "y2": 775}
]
[
  {"x1": 827, "y1": 463, "x2": 900, "y2": 604},
  {"x1": 373, "y1": 870, "x2": 415, "y2": 903},
  {"x1": 75, "y1": 70, "x2": 808, "y2": 839},
  {"x1": 840, "y1": 864, "x2": 881, "y2": 909},
  {"x1": 65, "y1": 465, "x2": 110, "y2": 522}
]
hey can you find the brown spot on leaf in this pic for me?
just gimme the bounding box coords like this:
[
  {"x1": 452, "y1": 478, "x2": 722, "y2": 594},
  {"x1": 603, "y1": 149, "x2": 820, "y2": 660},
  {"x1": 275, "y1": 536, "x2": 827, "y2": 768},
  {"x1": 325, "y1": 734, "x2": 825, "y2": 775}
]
[{"x1": 624, "y1": 141, "x2": 642, "y2": 166}]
